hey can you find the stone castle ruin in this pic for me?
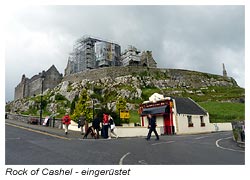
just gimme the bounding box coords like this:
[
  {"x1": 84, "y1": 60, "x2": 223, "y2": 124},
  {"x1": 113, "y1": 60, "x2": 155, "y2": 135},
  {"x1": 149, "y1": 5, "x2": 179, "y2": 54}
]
[
  {"x1": 14, "y1": 36, "x2": 234, "y2": 100},
  {"x1": 14, "y1": 36, "x2": 158, "y2": 100},
  {"x1": 14, "y1": 65, "x2": 62, "y2": 100}
]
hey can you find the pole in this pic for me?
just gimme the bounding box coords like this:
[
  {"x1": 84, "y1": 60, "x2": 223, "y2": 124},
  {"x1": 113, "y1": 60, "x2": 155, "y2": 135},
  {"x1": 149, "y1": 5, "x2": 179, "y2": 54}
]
[
  {"x1": 39, "y1": 75, "x2": 44, "y2": 125},
  {"x1": 119, "y1": 109, "x2": 121, "y2": 124},
  {"x1": 53, "y1": 117, "x2": 55, "y2": 128},
  {"x1": 40, "y1": 95, "x2": 42, "y2": 125},
  {"x1": 92, "y1": 84, "x2": 95, "y2": 120},
  {"x1": 92, "y1": 99, "x2": 95, "y2": 120}
]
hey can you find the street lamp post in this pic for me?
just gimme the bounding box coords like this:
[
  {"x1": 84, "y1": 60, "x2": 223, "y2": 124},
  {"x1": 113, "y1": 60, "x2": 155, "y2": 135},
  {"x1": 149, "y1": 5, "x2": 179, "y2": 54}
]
[
  {"x1": 92, "y1": 99, "x2": 95, "y2": 120},
  {"x1": 39, "y1": 72, "x2": 45, "y2": 125}
]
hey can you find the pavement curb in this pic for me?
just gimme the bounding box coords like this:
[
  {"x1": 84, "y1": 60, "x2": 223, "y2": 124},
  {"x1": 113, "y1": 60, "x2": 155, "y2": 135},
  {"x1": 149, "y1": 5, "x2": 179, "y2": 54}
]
[
  {"x1": 5, "y1": 119, "x2": 84, "y2": 139},
  {"x1": 237, "y1": 141, "x2": 245, "y2": 148}
]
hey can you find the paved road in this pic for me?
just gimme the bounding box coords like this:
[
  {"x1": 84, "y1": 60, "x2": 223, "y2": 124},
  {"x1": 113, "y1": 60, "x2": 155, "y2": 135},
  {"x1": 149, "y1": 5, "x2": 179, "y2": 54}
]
[{"x1": 5, "y1": 123, "x2": 244, "y2": 165}]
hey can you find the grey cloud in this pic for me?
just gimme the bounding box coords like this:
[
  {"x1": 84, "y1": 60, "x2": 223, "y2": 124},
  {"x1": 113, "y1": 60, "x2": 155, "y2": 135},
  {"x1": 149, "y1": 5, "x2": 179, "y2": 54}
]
[{"x1": 5, "y1": 5, "x2": 245, "y2": 101}]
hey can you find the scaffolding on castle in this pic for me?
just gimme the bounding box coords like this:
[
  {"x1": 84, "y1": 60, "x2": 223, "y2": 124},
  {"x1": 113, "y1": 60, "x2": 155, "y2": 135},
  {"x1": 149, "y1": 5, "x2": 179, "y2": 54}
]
[{"x1": 66, "y1": 36, "x2": 121, "y2": 75}]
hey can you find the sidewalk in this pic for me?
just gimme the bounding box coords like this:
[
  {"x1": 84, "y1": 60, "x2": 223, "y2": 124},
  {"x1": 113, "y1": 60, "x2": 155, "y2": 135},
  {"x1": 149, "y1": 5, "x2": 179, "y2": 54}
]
[
  {"x1": 5, "y1": 118, "x2": 151, "y2": 138},
  {"x1": 5, "y1": 119, "x2": 85, "y2": 140}
]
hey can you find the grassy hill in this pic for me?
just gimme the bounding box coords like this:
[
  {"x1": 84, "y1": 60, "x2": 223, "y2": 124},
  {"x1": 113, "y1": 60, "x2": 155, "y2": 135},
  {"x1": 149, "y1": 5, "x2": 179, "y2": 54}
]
[
  {"x1": 7, "y1": 68, "x2": 245, "y2": 124},
  {"x1": 198, "y1": 102, "x2": 245, "y2": 123},
  {"x1": 139, "y1": 86, "x2": 245, "y2": 123}
]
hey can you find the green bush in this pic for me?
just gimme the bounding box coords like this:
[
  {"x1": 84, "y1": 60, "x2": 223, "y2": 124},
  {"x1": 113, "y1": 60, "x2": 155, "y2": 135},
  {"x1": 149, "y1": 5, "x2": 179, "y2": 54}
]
[
  {"x1": 55, "y1": 93, "x2": 67, "y2": 101},
  {"x1": 129, "y1": 110, "x2": 140, "y2": 124},
  {"x1": 233, "y1": 129, "x2": 239, "y2": 141},
  {"x1": 141, "y1": 87, "x2": 161, "y2": 100}
]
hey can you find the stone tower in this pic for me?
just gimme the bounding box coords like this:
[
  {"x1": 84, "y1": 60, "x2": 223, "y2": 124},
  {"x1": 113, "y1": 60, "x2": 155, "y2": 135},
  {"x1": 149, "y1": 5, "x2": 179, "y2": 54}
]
[{"x1": 222, "y1": 63, "x2": 227, "y2": 77}]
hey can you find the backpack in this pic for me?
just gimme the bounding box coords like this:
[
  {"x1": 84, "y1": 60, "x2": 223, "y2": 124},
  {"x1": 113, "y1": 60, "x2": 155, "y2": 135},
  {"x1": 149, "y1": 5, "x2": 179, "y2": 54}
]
[
  {"x1": 65, "y1": 116, "x2": 69, "y2": 122},
  {"x1": 103, "y1": 114, "x2": 109, "y2": 124},
  {"x1": 63, "y1": 116, "x2": 70, "y2": 124}
]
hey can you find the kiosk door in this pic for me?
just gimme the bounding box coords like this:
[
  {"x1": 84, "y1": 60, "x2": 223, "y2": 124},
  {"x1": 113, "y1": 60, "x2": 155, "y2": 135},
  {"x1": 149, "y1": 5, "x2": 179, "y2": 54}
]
[{"x1": 164, "y1": 113, "x2": 174, "y2": 135}]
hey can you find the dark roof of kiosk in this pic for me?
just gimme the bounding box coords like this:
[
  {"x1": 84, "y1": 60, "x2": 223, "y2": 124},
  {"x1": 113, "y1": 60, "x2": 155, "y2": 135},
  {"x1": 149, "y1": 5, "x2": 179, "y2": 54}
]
[
  {"x1": 174, "y1": 97, "x2": 207, "y2": 115},
  {"x1": 141, "y1": 105, "x2": 168, "y2": 116},
  {"x1": 141, "y1": 97, "x2": 207, "y2": 116}
]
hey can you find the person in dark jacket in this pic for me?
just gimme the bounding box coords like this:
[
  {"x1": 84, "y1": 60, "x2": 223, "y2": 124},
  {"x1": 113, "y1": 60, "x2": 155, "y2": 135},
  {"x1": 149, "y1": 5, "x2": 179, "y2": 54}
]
[
  {"x1": 146, "y1": 114, "x2": 159, "y2": 141},
  {"x1": 78, "y1": 114, "x2": 86, "y2": 135},
  {"x1": 92, "y1": 115, "x2": 101, "y2": 139}
]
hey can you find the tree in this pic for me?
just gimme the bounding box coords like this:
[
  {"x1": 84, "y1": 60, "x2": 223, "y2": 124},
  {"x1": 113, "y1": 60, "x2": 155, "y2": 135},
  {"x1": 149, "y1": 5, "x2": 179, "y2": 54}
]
[
  {"x1": 116, "y1": 96, "x2": 128, "y2": 124},
  {"x1": 70, "y1": 95, "x2": 79, "y2": 115},
  {"x1": 71, "y1": 89, "x2": 93, "y2": 123},
  {"x1": 116, "y1": 96, "x2": 127, "y2": 113}
]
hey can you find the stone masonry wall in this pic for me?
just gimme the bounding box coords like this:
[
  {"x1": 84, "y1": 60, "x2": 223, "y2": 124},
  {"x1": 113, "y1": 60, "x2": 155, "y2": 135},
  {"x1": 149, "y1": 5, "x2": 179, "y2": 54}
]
[
  {"x1": 63, "y1": 66, "x2": 237, "y2": 88},
  {"x1": 6, "y1": 113, "x2": 63, "y2": 129},
  {"x1": 14, "y1": 82, "x2": 25, "y2": 100}
]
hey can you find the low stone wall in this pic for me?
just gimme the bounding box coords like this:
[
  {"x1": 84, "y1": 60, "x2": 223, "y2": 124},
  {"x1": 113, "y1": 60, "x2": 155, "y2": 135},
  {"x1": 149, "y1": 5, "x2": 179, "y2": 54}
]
[
  {"x1": 6, "y1": 113, "x2": 63, "y2": 129},
  {"x1": 68, "y1": 122, "x2": 153, "y2": 138},
  {"x1": 211, "y1": 123, "x2": 233, "y2": 132},
  {"x1": 115, "y1": 126, "x2": 160, "y2": 138},
  {"x1": 175, "y1": 122, "x2": 232, "y2": 135}
]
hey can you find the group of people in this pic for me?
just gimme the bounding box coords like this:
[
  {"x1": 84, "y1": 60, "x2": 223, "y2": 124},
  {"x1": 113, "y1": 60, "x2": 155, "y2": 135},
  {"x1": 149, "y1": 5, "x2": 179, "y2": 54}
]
[
  {"x1": 61, "y1": 113, "x2": 118, "y2": 139},
  {"x1": 101, "y1": 113, "x2": 118, "y2": 139},
  {"x1": 62, "y1": 112, "x2": 159, "y2": 141}
]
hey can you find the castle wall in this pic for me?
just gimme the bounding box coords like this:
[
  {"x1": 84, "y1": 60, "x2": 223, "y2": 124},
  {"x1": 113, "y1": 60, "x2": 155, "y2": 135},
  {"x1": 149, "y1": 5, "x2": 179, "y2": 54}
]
[
  {"x1": 63, "y1": 66, "x2": 149, "y2": 82},
  {"x1": 23, "y1": 81, "x2": 30, "y2": 98},
  {"x1": 28, "y1": 78, "x2": 43, "y2": 96},
  {"x1": 44, "y1": 68, "x2": 63, "y2": 90},
  {"x1": 14, "y1": 76, "x2": 30, "y2": 100},
  {"x1": 14, "y1": 83, "x2": 25, "y2": 100},
  {"x1": 63, "y1": 66, "x2": 237, "y2": 88}
]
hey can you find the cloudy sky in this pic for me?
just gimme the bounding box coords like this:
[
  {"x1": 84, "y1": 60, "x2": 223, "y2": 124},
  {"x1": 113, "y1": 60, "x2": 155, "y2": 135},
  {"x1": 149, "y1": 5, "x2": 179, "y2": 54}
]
[{"x1": 5, "y1": 5, "x2": 245, "y2": 102}]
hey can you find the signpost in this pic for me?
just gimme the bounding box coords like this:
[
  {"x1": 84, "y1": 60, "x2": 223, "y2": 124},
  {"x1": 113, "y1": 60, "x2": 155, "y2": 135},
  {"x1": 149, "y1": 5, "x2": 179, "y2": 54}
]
[{"x1": 120, "y1": 110, "x2": 130, "y2": 119}]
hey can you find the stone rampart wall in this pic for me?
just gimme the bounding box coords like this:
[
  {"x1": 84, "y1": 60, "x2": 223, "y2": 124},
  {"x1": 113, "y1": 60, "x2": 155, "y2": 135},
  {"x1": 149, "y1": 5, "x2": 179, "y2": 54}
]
[
  {"x1": 63, "y1": 66, "x2": 150, "y2": 82},
  {"x1": 6, "y1": 113, "x2": 63, "y2": 129},
  {"x1": 63, "y1": 66, "x2": 236, "y2": 88},
  {"x1": 62, "y1": 66, "x2": 192, "y2": 82}
]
